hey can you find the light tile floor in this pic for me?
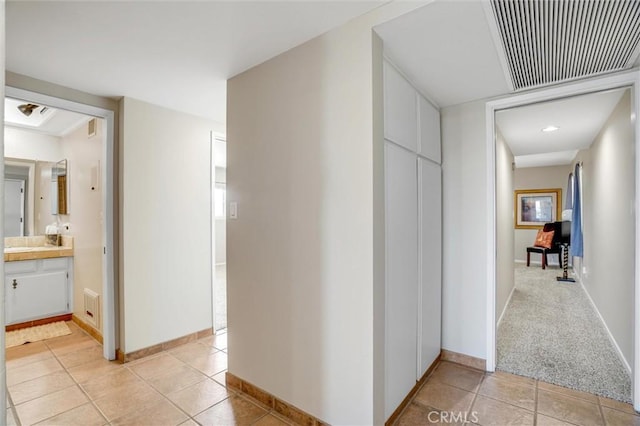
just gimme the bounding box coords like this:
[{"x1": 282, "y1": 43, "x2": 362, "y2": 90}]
[
  {"x1": 6, "y1": 323, "x2": 640, "y2": 425},
  {"x1": 394, "y1": 361, "x2": 640, "y2": 426},
  {"x1": 5, "y1": 322, "x2": 291, "y2": 426}
]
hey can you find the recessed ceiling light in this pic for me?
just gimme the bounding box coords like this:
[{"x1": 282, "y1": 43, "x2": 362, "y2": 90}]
[{"x1": 542, "y1": 125, "x2": 559, "y2": 132}]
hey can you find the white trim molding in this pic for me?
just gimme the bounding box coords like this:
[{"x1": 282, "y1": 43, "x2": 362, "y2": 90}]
[{"x1": 485, "y1": 69, "x2": 640, "y2": 411}]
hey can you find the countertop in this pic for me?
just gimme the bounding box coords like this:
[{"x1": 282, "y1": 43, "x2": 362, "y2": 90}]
[
  {"x1": 4, "y1": 235, "x2": 74, "y2": 262},
  {"x1": 4, "y1": 246, "x2": 74, "y2": 262}
]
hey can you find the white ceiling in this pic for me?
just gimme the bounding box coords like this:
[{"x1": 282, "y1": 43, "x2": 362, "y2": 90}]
[
  {"x1": 6, "y1": 1, "x2": 384, "y2": 125},
  {"x1": 5, "y1": 97, "x2": 90, "y2": 137},
  {"x1": 374, "y1": 0, "x2": 636, "y2": 168},
  {"x1": 374, "y1": 0, "x2": 510, "y2": 108},
  {"x1": 6, "y1": 0, "x2": 638, "y2": 167},
  {"x1": 496, "y1": 89, "x2": 627, "y2": 168}
]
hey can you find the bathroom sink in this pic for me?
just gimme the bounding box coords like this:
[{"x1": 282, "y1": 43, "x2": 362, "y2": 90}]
[{"x1": 4, "y1": 247, "x2": 35, "y2": 253}]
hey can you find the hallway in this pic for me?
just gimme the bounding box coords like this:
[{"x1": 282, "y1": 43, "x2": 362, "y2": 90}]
[{"x1": 497, "y1": 264, "x2": 631, "y2": 403}]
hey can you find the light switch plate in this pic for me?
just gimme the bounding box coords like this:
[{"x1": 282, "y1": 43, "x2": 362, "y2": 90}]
[{"x1": 229, "y1": 202, "x2": 238, "y2": 219}]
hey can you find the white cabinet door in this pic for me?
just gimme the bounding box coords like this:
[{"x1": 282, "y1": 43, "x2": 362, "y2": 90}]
[
  {"x1": 384, "y1": 141, "x2": 418, "y2": 418},
  {"x1": 418, "y1": 96, "x2": 441, "y2": 164},
  {"x1": 418, "y1": 158, "x2": 442, "y2": 377},
  {"x1": 384, "y1": 61, "x2": 418, "y2": 152},
  {"x1": 5, "y1": 270, "x2": 68, "y2": 324}
]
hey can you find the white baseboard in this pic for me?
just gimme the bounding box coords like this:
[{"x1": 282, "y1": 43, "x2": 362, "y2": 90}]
[
  {"x1": 577, "y1": 276, "x2": 632, "y2": 376},
  {"x1": 497, "y1": 284, "x2": 516, "y2": 327}
]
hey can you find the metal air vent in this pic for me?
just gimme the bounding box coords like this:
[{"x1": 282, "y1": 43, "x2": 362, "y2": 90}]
[{"x1": 487, "y1": 0, "x2": 640, "y2": 91}]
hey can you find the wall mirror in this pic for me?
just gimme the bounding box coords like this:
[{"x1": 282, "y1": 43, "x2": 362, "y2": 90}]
[
  {"x1": 4, "y1": 158, "x2": 60, "y2": 236},
  {"x1": 51, "y1": 159, "x2": 68, "y2": 215}
]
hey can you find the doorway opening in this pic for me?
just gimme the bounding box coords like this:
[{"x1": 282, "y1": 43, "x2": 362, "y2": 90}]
[
  {"x1": 486, "y1": 71, "x2": 640, "y2": 411},
  {"x1": 4, "y1": 86, "x2": 117, "y2": 361},
  {"x1": 213, "y1": 135, "x2": 227, "y2": 332}
]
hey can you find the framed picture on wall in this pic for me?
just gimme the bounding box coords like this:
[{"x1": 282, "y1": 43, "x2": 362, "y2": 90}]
[{"x1": 514, "y1": 188, "x2": 562, "y2": 229}]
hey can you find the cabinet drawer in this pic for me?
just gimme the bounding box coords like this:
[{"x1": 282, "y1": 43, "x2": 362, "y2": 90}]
[
  {"x1": 42, "y1": 257, "x2": 69, "y2": 272},
  {"x1": 5, "y1": 260, "x2": 37, "y2": 275}
]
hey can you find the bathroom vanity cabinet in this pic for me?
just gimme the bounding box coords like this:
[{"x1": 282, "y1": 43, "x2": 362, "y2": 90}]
[{"x1": 5, "y1": 257, "x2": 73, "y2": 325}]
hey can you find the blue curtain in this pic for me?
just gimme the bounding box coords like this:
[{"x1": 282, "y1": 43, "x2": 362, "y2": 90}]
[{"x1": 570, "y1": 164, "x2": 583, "y2": 257}]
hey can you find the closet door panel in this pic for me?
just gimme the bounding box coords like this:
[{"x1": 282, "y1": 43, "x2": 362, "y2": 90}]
[
  {"x1": 384, "y1": 142, "x2": 419, "y2": 418},
  {"x1": 418, "y1": 96, "x2": 441, "y2": 164},
  {"x1": 383, "y1": 61, "x2": 418, "y2": 153},
  {"x1": 418, "y1": 158, "x2": 442, "y2": 377}
]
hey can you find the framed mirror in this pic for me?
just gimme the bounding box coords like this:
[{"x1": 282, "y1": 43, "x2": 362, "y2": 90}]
[{"x1": 51, "y1": 159, "x2": 68, "y2": 215}]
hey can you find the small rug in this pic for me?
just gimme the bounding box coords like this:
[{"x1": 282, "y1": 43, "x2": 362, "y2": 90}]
[
  {"x1": 497, "y1": 264, "x2": 632, "y2": 403},
  {"x1": 6, "y1": 321, "x2": 71, "y2": 348}
]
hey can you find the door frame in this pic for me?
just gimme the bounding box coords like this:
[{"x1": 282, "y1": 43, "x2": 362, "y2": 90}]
[
  {"x1": 5, "y1": 86, "x2": 118, "y2": 360},
  {"x1": 485, "y1": 69, "x2": 640, "y2": 411}
]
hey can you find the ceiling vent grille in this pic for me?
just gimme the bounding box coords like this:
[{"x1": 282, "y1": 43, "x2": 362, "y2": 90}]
[{"x1": 487, "y1": 0, "x2": 640, "y2": 91}]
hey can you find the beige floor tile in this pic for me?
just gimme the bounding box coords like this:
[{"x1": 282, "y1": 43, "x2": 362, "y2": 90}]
[
  {"x1": 477, "y1": 375, "x2": 536, "y2": 411},
  {"x1": 537, "y1": 389, "x2": 604, "y2": 426},
  {"x1": 147, "y1": 363, "x2": 208, "y2": 395},
  {"x1": 167, "y1": 378, "x2": 229, "y2": 416},
  {"x1": 15, "y1": 385, "x2": 88, "y2": 426},
  {"x1": 414, "y1": 381, "x2": 475, "y2": 413},
  {"x1": 212, "y1": 370, "x2": 227, "y2": 387},
  {"x1": 488, "y1": 370, "x2": 536, "y2": 387},
  {"x1": 6, "y1": 408, "x2": 18, "y2": 426},
  {"x1": 535, "y1": 414, "x2": 579, "y2": 426},
  {"x1": 6, "y1": 357, "x2": 63, "y2": 387},
  {"x1": 81, "y1": 368, "x2": 144, "y2": 401},
  {"x1": 537, "y1": 381, "x2": 600, "y2": 403},
  {"x1": 599, "y1": 397, "x2": 637, "y2": 414},
  {"x1": 128, "y1": 353, "x2": 185, "y2": 380},
  {"x1": 253, "y1": 413, "x2": 292, "y2": 426},
  {"x1": 110, "y1": 399, "x2": 188, "y2": 426},
  {"x1": 170, "y1": 342, "x2": 218, "y2": 364},
  {"x1": 178, "y1": 419, "x2": 199, "y2": 426},
  {"x1": 45, "y1": 334, "x2": 98, "y2": 355},
  {"x1": 602, "y1": 407, "x2": 640, "y2": 426},
  {"x1": 429, "y1": 362, "x2": 484, "y2": 392},
  {"x1": 56, "y1": 344, "x2": 104, "y2": 369},
  {"x1": 67, "y1": 358, "x2": 123, "y2": 383},
  {"x1": 6, "y1": 341, "x2": 52, "y2": 366},
  {"x1": 186, "y1": 350, "x2": 228, "y2": 376},
  {"x1": 194, "y1": 394, "x2": 268, "y2": 426},
  {"x1": 472, "y1": 395, "x2": 533, "y2": 426},
  {"x1": 8, "y1": 370, "x2": 75, "y2": 405},
  {"x1": 396, "y1": 403, "x2": 437, "y2": 426},
  {"x1": 34, "y1": 402, "x2": 107, "y2": 426},
  {"x1": 93, "y1": 380, "x2": 165, "y2": 421}
]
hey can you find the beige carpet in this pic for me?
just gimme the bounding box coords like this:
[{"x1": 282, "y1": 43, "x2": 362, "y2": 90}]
[{"x1": 6, "y1": 321, "x2": 71, "y2": 348}]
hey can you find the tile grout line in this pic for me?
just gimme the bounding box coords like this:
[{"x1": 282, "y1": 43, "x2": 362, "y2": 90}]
[
  {"x1": 125, "y1": 345, "x2": 233, "y2": 425},
  {"x1": 42, "y1": 332, "x2": 110, "y2": 426}
]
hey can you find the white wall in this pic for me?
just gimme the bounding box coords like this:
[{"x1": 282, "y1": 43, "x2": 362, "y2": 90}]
[
  {"x1": 513, "y1": 165, "x2": 569, "y2": 263},
  {"x1": 441, "y1": 101, "x2": 488, "y2": 360},
  {"x1": 5, "y1": 127, "x2": 63, "y2": 162},
  {"x1": 60, "y1": 119, "x2": 104, "y2": 332},
  {"x1": 578, "y1": 90, "x2": 634, "y2": 366},
  {"x1": 121, "y1": 97, "x2": 222, "y2": 352},
  {"x1": 496, "y1": 130, "x2": 514, "y2": 319},
  {"x1": 226, "y1": 3, "x2": 424, "y2": 424}
]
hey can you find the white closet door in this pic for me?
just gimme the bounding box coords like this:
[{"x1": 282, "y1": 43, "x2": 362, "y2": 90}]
[
  {"x1": 383, "y1": 62, "x2": 418, "y2": 152},
  {"x1": 418, "y1": 96, "x2": 441, "y2": 164},
  {"x1": 384, "y1": 141, "x2": 418, "y2": 418},
  {"x1": 418, "y1": 158, "x2": 442, "y2": 377}
]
